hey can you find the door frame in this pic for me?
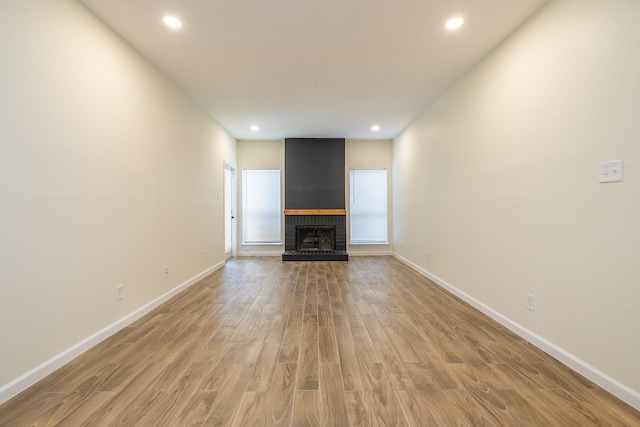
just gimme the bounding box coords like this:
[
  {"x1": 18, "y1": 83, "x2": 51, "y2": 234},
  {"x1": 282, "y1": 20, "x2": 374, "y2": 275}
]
[{"x1": 224, "y1": 162, "x2": 237, "y2": 258}]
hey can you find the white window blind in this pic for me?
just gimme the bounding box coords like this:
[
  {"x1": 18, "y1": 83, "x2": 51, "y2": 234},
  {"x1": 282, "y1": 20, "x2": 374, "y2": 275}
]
[
  {"x1": 242, "y1": 169, "x2": 281, "y2": 244},
  {"x1": 349, "y1": 169, "x2": 388, "y2": 244}
]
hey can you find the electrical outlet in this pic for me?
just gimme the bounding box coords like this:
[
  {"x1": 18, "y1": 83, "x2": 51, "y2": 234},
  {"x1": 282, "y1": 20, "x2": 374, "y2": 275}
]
[
  {"x1": 115, "y1": 284, "x2": 124, "y2": 301},
  {"x1": 163, "y1": 267, "x2": 169, "y2": 279},
  {"x1": 425, "y1": 252, "x2": 430, "y2": 263},
  {"x1": 526, "y1": 293, "x2": 535, "y2": 311},
  {"x1": 204, "y1": 250, "x2": 208, "y2": 260},
  {"x1": 599, "y1": 160, "x2": 624, "y2": 183}
]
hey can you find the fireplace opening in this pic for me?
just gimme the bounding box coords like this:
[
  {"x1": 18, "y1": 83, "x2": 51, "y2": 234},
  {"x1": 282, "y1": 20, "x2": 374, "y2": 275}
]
[{"x1": 296, "y1": 226, "x2": 335, "y2": 251}]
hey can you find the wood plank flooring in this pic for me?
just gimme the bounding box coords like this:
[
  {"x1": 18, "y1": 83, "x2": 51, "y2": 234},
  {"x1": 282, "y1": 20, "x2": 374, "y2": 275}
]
[{"x1": 1, "y1": 256, "x2": 639, "y2": 426}]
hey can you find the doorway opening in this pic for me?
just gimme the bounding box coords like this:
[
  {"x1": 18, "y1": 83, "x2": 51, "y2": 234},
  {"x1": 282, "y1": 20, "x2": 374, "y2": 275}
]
[{"x1": 224, "y1": 163, "x2": 236, "y2": 258}]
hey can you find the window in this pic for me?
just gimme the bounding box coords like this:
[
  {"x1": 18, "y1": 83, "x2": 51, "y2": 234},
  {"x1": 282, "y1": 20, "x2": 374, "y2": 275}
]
[
  {"x1": 349, "y1": 169, "x2": 388, "y2": 244},
  {"x1": 242, "y1": 169, "x2": 282, "y2": 244}
]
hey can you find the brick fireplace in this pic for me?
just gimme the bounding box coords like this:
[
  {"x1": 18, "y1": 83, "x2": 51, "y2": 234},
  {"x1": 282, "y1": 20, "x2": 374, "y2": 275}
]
[
  {"x1": 282, "y1": 138, "x2": 348, "y2": 261},
  {"x1": 282, "y1": 210, "x2": 348, "y2": 261}
]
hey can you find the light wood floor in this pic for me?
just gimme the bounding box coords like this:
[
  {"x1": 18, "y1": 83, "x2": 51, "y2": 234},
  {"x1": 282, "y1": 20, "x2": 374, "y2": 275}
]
[{"x1": 1, "y1": 256, "x2": 639, "y2": 426}]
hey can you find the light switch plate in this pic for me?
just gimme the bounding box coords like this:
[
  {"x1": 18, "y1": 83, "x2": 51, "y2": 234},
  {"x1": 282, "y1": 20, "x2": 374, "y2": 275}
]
[{"x1": 599, "y1": 160, "x2": 623, "y2": 183}]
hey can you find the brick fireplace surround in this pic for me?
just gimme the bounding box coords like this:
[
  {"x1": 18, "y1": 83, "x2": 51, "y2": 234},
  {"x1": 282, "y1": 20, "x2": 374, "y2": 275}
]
[{"x1": 282, "y1": 209, "x2": 348, "y2": 261}]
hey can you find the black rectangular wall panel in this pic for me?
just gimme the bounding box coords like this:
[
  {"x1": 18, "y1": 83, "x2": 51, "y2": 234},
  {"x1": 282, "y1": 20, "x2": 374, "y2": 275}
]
[{"x1": 285, "y1": 138, "x2": 345, "y2": 209}]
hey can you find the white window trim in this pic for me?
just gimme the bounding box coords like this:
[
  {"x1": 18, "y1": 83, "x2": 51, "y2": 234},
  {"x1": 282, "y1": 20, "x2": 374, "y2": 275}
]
[
  {"x1": 242, "y1": 169, "x2": 282, "y2": 245},
  {"x1": 349, "y1": 168, "x2": 388, "y2": 245}
]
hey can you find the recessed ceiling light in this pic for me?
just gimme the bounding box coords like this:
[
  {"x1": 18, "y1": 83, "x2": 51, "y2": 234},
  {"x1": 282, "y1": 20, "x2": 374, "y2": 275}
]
[
  {"x1": 371, "y1": 125, "x2": 380, "y2": 132},
  {"x1": 163, "y1": 16, "x2": 183, "y2": 29},
  {"x1": 445, "y1": 17, "x2": 464, "y2": 30},
  {"x1": 250, "y1": 125, "x2": 259, "y2": 131}
]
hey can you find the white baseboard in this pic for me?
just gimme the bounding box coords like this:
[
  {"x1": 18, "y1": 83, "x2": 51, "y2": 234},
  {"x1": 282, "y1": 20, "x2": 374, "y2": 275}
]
[
  {"x1": 348, "y1": 251, "x2": 394, "y2": 256},
  {"x1": 237, "y1": 252, "x2": 282, "y2": 257},
  {"x1": 237, "y1": 251, "x2": 394, "y2": 257},
  {"x1": 0, "y1": 261, "x2": 225, "y2": 405},
  {"x1": 393, "y1": 253, "x2": 640, "y2": 411}
]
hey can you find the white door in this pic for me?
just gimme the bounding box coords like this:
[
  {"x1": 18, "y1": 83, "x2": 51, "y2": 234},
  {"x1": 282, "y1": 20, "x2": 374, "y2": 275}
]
[{"x1": 224, "y1": 164, "x2": 236, "y2": 258}]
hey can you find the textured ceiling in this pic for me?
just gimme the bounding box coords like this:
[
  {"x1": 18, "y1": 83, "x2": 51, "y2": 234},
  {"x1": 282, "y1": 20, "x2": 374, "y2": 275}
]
[{"x1": 79, "y1": 0, "x2": 548, "y2": 139}]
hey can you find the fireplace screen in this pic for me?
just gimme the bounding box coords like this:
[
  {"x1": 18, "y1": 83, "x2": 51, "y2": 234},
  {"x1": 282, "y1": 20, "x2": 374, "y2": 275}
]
[{"x1": 296, "y1": 226, "x2": 336, "y2": 251}]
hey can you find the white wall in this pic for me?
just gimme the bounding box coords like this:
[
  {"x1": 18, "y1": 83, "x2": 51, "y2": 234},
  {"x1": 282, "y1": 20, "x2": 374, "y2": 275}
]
[
  {"x1": 236, "y1": 139, "x2": 393, "y2": 256},
  {"x1": 237, "y1": 139, "x2": 285, "y2": 256},
  {"x1": 346, "y1": 139, "x2": 393, "y2": 255},
  {"x1": 0, "y1": 0, "x2": 236, "y2": 401},
  {"x1": 393, "y1": 0, "x2": 640, "y2": 407}
]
